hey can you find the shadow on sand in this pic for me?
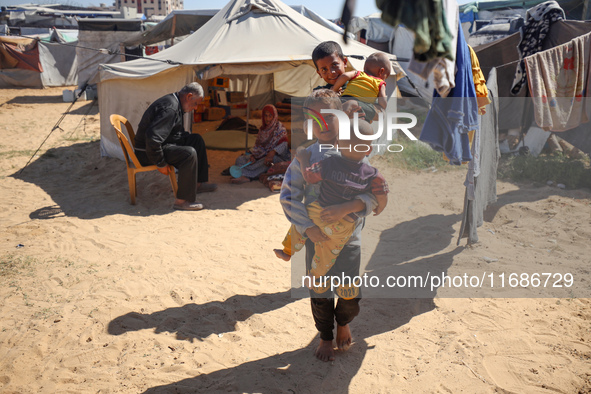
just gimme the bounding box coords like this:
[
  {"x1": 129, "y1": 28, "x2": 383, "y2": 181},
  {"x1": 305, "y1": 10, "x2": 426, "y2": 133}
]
[
  {"x1": 2, "y1": 93, "x2": 65, "y2": 105},
  {"x1": 483, "y1": 184, "x2": 580, "y2": 222},
  {"x1": 68, "y1": 99, "x2": 99, "y2": 116},
  {"x1": 116, "y1": 214, "x2": 462, "y2": 392},
  {"x1": 363, "y1": 213, "x2": 463, "y2": 298},
  {"x1": 108, "y1": 290, "x2": 297, "y2": 342},
  {"x1": 12, "y1": 141, "x2": 276, "y2": 220}
]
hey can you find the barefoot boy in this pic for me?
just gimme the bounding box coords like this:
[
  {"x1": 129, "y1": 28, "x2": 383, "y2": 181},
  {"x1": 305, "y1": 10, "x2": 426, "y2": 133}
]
[{"x1": 279, "y1": 89, "x2": 378, "y2": 362}]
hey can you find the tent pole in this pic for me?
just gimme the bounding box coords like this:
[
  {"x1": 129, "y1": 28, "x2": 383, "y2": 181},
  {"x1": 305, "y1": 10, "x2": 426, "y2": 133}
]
[
  {"x1": 171, "y1": 14, "x2": 176, "y2": 46},
  {"x1": 245, "y1": 75, "x2": 251, "y2": 152}
]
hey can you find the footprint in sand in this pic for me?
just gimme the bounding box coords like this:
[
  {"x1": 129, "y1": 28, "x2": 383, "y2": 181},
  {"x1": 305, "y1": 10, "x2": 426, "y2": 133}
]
[{"x1": 170, "y1": 290, "x2": 183, "y2": 305}]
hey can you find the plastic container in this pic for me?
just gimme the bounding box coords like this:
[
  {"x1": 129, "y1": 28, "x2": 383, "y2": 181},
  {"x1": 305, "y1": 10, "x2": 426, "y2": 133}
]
[
  {"x1": 85, "y1": 86, "x2": 97, "y2": 100},
  {"x1": 62, "y1": 89, "x2": 74, "y2": 102},
  {"x1": 74, "y1": 89, "x2": 87, "y2": 101}
]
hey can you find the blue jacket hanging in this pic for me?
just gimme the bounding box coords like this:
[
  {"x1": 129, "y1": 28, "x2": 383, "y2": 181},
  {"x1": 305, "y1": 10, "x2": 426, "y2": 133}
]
[{"x1": 420, "y1": 22, "x2": 479, "y2": 165}]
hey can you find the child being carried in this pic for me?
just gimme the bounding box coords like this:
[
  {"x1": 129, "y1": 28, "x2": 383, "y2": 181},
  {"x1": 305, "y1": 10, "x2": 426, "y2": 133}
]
[
  {"x1": 274, "y1": 120, "x2": 388, "y2": 293},
  {"x1": 331, "y1": 52, "x2": 392, "y2": 121}
]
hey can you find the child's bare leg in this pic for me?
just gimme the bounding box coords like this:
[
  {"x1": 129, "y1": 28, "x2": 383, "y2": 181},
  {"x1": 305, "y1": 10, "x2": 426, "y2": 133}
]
[
  {"x1": 273, "y1": 249, "x2": 291, "y2": 261},
  {"x1": 336, "y1": 324, "x2": 352, "y2": 351},
  {"x1": 315, "y1": 339, "x2": 335, "y2": 362}
]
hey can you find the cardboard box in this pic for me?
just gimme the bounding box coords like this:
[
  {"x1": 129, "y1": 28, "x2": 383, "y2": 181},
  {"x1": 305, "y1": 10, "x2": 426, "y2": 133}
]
[
  {"x1": 209, "y1": 77, "x2": 229, "y2": 88},
  {"x1": 214, "y1": 90, "x2": 228, "y2": 106},
  {"x1": 227, "y1": 91, "x2": 245, "y2": 103},
  {"x1": 230, "y1": 108, "x2": 247, "y2": 117},
  {"x1": 204, "y1": 107, "x2": 226, "y2": 121},
  {"x1": 217, "y1": 105, "x2": 231, "y2": 117}
]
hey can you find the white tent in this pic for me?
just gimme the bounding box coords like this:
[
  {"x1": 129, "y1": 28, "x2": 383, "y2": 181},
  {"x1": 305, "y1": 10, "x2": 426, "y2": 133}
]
[
  {"x1": 96, "y1": 0, "x2": 405, "y2": 160},
  {"x1": 123, "y1": 5, "x2": 347, "y2": 47}
]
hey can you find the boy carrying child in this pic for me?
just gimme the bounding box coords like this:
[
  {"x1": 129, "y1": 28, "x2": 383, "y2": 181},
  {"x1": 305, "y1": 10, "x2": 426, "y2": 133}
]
[
  {"x1": 278, "y1": 40, "x2": 392, "y2": 362},
  {"x1": 275, "y1": 121, "x2": 388, "y2": 268},
  {"x1": 279, "y1": 120, "x2": 389, "y2": 286},
  {"x1": 279, "y1": 87, "x2": 389, "y2": 362}
]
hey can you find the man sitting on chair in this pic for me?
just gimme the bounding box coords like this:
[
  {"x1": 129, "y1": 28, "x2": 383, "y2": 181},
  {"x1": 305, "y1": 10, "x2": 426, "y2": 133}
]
[{"x1": 134, "y1": 82, "x2": 217, "y2": 211}]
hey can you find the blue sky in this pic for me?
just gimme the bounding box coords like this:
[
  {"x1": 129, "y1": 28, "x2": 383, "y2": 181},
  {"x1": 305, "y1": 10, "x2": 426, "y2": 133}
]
[{"x1": 1, "y1": 0, "x2": 470, "y2": 19}]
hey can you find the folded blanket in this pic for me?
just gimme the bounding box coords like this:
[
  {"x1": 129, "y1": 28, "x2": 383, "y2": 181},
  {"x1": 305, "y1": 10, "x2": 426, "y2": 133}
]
[{"x1": 525, "y1": 32, "x2": 591, "y2": 131}]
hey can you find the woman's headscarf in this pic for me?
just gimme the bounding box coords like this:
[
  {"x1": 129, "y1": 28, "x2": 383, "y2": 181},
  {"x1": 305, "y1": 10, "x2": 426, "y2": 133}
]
[{"x1": 250, "y1": 104, "x2": 288, "y2": 159}]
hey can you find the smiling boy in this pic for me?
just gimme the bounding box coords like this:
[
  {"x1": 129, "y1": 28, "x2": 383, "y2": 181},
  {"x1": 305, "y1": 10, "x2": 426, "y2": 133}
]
[
  {"x1": 312, "y1": 41, "x2": 349, "y2": 91},
  {"x1": 312, "y1": 41, "x2": 384, "y2": 122}
]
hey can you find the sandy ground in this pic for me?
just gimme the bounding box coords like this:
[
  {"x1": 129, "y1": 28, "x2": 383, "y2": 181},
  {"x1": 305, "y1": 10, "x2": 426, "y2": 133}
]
[{"x1": 0, "y1": 87, "x2": 590, "y2": 393}]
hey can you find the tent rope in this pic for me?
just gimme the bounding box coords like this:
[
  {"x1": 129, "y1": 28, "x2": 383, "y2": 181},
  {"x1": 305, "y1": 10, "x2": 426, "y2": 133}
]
[
  {"x1": 7, "y1": 33, "x2": 183, "y2": 65},
  {"x1": 67, "y1": 97, "x2": 97, "y2": 139},
  {"x1": 18, "y1": 85, "x2": 88, "y2": 175}
]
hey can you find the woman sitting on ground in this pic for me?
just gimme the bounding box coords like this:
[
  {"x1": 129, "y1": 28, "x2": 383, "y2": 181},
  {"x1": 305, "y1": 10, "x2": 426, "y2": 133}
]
[{"x1": 228, "y1": 104, "x2": 290, "y2": 184}]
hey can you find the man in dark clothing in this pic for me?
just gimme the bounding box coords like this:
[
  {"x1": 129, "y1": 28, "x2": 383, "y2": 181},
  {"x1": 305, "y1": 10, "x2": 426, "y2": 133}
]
[{"x1": 134, "y1": 82, "x2": 217, "y2": 211}]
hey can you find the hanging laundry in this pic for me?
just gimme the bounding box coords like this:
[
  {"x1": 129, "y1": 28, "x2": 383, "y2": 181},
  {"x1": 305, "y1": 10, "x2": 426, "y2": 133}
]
[
  {"x1": 377, "y1": 0, "x2": 454, "y2": 63},
  {"x1": 468, "y1": 45, "x2": 491, "y2": 115},
  {"x1": 525, "y1": 32, "x2": 591, "y2": 132},
  {"x1": 407, "y1": 0, "x2": 459, "y2": 98},
  {"x1": 420, "y1": 24, "x2": 478, "y2": 165},
  {"x1": 457, "y1": 68, "x2": 501, "y2": 245},
  {"x1": 464, "y1": 128, "x2": 480, "y2": 200},
  {"x1": 441, "y1": 45, "x2": 491, "y2": 166},
  {"x1": 511, "y1": 1, "x2": 564, "y2": 95}
]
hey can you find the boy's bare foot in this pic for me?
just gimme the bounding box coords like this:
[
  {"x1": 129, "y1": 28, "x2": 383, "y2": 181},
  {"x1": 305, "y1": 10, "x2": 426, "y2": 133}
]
[
  {"x1": 336, "y1": 324, "x2": 352, "y2": 351},
  {"x1": 273, "y1": 249, "x2": 291, "y2": 261},
  {"x1": 315, "y1": 339, "x2": 335, "y2": 362}
]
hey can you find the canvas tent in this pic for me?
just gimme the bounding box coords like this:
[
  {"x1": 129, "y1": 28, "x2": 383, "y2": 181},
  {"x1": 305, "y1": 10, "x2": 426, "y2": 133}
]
[
  {"x1": 2, "y1": 5, "x2": 120, "y2": 29},
  {"x1": 123, "y1": 5, "x2": 345, "y2": 47},
  {"x1": 76, "y1": 18, "x2": 144, "y2": 89},
  {"x1": 123, "y1": 9, "x2": 218, "y2": 47},
  {"x1": 0, "y1": 34, "x2": 78, "y2": 88},
  {"x1": 460, "y1": 0, "x2": 590, "y2": 23},
  {"x1": 289, "y1": 5, "x2": 349, "y2": 36},
  {"x1": 95, "y1": 0, "x2": 405, "y2": 161}
]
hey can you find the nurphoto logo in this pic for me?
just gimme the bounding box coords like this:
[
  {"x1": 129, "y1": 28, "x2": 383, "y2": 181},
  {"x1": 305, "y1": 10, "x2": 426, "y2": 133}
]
[{"x1": 304, "y1": 108, "x2": 418, "y2": 153}]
